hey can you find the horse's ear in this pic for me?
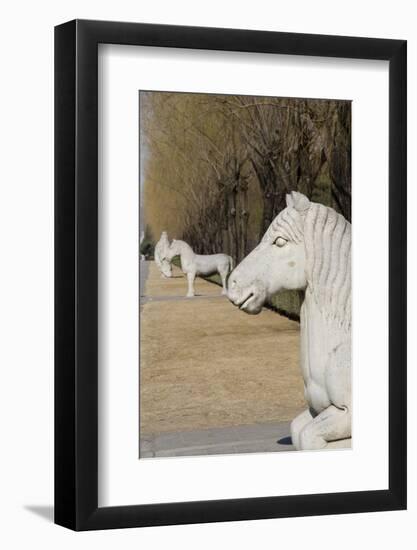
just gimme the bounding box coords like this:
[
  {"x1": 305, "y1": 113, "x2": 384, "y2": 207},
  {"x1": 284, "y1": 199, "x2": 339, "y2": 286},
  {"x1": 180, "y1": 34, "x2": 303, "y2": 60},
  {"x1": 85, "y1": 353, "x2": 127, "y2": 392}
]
[
  {"x1": 286, "y1": 193, "x2": 294, "y2": 208},
  {"x1": 291, "y1": 191, "x2": 310, "y2": 212}
]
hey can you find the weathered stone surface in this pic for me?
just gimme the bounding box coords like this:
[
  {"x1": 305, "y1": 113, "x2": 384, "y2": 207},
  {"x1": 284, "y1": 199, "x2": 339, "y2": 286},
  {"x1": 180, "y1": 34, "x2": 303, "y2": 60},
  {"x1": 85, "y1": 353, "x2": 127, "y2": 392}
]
[{"x1": 140, "y1": 421, "x2": 295, "y2": 458}]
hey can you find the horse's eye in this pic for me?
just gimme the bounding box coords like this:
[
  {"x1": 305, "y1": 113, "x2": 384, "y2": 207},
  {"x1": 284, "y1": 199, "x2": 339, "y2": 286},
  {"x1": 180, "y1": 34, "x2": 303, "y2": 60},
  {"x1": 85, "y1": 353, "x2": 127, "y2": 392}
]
[{"x1": 274, "y1": 237, "x2": 287, "y2": 247}]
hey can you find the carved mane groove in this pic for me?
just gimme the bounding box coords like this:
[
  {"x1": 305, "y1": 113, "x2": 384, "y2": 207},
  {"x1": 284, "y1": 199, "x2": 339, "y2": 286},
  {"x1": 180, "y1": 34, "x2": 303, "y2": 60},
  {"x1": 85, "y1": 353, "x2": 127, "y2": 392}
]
[{"x1": 264, "y1": 201, "x2": 351, "y2": 330}]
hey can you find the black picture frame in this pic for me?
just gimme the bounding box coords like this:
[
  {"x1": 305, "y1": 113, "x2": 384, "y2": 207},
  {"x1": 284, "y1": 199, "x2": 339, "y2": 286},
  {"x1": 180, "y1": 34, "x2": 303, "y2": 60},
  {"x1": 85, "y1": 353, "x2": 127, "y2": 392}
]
[{"x1": 55, "y1": 19, "x2": 407, "y2": 531}]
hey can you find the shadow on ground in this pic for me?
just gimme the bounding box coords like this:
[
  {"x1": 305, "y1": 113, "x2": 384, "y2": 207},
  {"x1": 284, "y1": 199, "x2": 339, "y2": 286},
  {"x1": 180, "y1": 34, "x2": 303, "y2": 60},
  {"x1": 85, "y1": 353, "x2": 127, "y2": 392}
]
[
  {"x1": 278, "y1": 436, "x2": 293, "y2": 445},
  {"x1": 24, "y1": 505, "x2": 54, "y2": 523}
]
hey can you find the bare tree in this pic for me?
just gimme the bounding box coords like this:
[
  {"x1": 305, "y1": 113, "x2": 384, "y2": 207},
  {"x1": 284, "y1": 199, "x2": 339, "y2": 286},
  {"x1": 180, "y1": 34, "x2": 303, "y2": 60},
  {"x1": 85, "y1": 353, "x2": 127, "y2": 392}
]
[{"x1": 141, "y1": 91, "x2": 351, "y2": 267}]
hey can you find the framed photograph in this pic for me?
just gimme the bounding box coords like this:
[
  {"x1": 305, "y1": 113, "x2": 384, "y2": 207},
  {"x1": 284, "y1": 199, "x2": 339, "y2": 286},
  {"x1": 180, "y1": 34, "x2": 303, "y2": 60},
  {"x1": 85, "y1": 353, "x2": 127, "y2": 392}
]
[{"x1": 55, "y1": 19, "x2": 406, "y2": 530}]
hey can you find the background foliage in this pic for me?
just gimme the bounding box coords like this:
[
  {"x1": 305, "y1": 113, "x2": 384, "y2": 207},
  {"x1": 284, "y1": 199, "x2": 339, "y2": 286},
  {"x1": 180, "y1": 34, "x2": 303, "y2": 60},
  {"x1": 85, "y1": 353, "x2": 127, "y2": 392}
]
[{"x1": 141, "y1": 91, "x2": 351, "y2": 317}]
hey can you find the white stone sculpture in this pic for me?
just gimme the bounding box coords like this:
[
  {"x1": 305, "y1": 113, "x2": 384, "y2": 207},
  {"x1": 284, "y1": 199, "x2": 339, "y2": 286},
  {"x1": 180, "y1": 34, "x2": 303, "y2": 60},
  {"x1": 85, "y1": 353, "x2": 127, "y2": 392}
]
[
  {"x1": 227, "y1": 192, "x2": 351, "y2": 451},
  {"x1": 154, "y1": 231, "x2": 172, "y2": 278},
  {"x1": 164, "y1": 239, "x2": 233, "y2": 297}
]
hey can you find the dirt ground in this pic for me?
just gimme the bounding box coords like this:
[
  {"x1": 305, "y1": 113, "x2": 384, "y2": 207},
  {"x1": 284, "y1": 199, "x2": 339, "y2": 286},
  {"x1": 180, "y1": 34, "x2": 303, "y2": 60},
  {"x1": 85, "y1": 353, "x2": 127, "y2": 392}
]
[{"x1": 140, "y1": 262, "x2": 306, "y2": 435}]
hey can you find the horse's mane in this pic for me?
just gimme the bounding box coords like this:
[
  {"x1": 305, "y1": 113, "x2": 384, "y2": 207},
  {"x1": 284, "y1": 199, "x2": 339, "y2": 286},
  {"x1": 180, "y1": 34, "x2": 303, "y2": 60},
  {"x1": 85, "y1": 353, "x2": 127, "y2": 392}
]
[
  {"x1": 266, "y1": 201, "x2": 351, "y2": 329},
  {"x1": 171, "y1": 239, "x2": 194, "y2": 254}
]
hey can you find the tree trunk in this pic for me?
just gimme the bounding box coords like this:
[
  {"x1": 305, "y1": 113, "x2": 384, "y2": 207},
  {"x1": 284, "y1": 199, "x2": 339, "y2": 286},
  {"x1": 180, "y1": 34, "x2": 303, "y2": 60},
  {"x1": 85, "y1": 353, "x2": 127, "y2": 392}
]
[{"x1": 240, "y1": 182, "x2": 250, "y2": 260}]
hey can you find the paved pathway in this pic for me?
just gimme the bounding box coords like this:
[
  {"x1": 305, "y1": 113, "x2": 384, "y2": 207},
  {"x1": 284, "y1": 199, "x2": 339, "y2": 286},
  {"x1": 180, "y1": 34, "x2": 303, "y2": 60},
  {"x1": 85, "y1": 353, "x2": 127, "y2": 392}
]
[
  {"x1": 139, "y1": 259, "x2": 149, "y2": 298},
  {"x1": 140, "y1": 421, "x2": 294, "y2": 458}
]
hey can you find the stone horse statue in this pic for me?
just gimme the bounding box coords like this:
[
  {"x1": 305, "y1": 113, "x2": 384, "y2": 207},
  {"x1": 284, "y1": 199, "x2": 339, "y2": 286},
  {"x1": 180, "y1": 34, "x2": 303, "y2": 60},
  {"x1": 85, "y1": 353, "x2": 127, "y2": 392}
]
[
  {"x1": 165, "y1": 239, "x2": 233, "y2": 297},
  {"x1": 227, "y1": 192, "x2": 351, "y2": 451},
  {"x1": 154, "y1": 231, "x2": 172, "y2": 278}
]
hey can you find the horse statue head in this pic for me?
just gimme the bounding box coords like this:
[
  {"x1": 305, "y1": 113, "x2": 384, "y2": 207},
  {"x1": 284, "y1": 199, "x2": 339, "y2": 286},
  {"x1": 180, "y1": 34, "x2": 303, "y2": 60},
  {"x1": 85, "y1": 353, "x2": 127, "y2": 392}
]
[
  {"x1": 164, "y1": 239, "x2": 193, "y2": 262},
  {"x1": 164, "y1": 238, "x2": 180, "y2": 261},
  {"x1": 155, "y1": 231, "x2": 173, "y2": 278},
  {"x1": 160, "y1": 258, "x2": 172, "y2": 278},
  {"x1": 228, "y1": 191, "x2": 351, "y2": 329},
  {"x1": 228, "y1": 191, "x2": 352, "y2": 450}
]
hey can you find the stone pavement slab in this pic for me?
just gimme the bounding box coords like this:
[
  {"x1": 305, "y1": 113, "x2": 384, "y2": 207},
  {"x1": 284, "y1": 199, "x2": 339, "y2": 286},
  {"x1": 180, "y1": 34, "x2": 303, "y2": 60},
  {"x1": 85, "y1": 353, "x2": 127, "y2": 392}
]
[{"x1": 140, "y1": 421, "x2": 294, "y2": 458}]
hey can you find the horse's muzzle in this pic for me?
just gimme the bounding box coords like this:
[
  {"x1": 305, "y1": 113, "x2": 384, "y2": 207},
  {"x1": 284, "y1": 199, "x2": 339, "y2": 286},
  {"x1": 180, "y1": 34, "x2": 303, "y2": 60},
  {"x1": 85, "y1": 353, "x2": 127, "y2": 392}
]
[{"x1": 227, "y1": 276, "x2": 265, "y2": 315}]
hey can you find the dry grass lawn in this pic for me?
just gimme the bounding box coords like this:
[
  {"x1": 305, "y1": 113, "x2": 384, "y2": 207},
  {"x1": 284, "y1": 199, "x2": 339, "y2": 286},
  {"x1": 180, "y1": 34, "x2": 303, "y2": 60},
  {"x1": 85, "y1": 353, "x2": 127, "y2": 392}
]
[{"x1": 140, "y1": 262, "x2": 306, "y2": 435}]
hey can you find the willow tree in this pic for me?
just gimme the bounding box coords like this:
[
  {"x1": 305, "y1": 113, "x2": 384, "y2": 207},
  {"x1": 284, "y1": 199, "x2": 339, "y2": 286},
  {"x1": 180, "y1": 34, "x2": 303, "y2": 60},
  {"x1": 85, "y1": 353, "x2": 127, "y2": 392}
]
[{"x1": 141, "y1": 91, "x2": 258, "y2": 262}]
